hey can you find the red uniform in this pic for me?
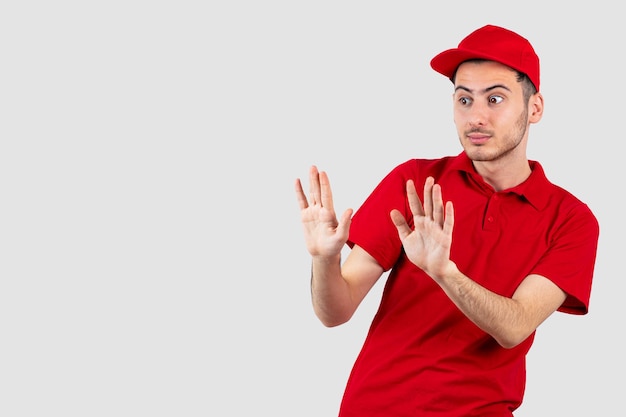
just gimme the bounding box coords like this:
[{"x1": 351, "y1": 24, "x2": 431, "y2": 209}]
[{"x1": 341, "y1": 152, "x2": 599, "y2": 416}]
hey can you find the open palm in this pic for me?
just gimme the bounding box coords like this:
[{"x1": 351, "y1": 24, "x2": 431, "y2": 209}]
[
  {"x1": 295, "y1": 166, "x2": 353, "y2": 258},
  {"x1": 390, "y1": 177, "x2": 454, "y2": 280}
]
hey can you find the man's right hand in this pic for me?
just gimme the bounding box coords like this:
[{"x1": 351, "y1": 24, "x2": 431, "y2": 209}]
[{"x1": 294, "y1": 166, "x2": 353, "y2": 258}]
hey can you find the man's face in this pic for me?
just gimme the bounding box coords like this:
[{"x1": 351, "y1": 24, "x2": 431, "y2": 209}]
[{"x1": 452, "y1": 60, "x2": 532, "y2": 163}]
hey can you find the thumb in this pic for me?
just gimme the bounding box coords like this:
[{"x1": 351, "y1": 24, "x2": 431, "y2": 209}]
[
  {"x1": 336, "y1": 208, "x2": 353, "y2": 237},
  {"x1": 390, "y1": 209, "x2": 412, "y2": 240}
]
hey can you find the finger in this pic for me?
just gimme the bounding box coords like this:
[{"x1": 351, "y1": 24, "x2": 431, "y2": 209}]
[
  {"x1": 308, "y1": 165, "x2": 321, "y2": 205},
  {"x1": 294, "y1": 178, "x2": 309, "y2": 209},
  {"x1": 336, "y1": 208, "x2": 354, "y2": 238},
  {"x1": 422, "y1": 177, "x2": 435, "y2": 219},
  {"x1": 432, "y1": 183, "x2": 445, "y2": 226},
  {"x1": 443, "y1": 201, "x2": 455, "y2": 236},
  {"x1": 319, "y1": 170, "x2": 335, "y2": 211},
  {"x1": 406, "y1": 179, "x2": 424, "y2": 217},
  {"x1": 390, "y1": 209, "x2": 413, "y2": 241}
]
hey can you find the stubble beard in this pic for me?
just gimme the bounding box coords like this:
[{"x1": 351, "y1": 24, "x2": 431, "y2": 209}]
[{"x1": 462, "y1": 106, "x2": 530, "y2": 162}]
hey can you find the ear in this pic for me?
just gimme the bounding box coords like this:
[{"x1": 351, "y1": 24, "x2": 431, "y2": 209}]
[{"x1": 528, "y1": 92, "x2": 544, "y2": 124}]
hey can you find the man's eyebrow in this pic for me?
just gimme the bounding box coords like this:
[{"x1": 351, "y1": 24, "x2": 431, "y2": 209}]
[{"x1": 454, "y1": 84, "x2": 512, "y2": 94}]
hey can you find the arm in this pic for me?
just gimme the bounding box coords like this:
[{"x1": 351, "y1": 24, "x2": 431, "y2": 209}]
[
  {"x1": 435, "y1": 267, "x2": 566, "y2": 348},
  {"x1": 310, "y1": 245, "x2": 383, "y2": 327},
  {"x1": 390, "y1": 177, "x2": 567, "y2": 348},
  {"x1": 295, "y1": 166, "x2": 384, "y2": 327}
]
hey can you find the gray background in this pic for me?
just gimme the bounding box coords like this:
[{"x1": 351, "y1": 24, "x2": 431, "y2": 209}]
[{"x1": 1, "y1": 1, "x2": 621, "y2": 416}]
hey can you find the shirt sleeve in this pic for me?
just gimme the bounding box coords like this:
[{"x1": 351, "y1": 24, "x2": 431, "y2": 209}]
[
  {"x1": 531, "y1": 202, "x2": 600, "y2": 315},
  {"x1": 347, "y1": 161, "x2": 416, "y2": 271}
]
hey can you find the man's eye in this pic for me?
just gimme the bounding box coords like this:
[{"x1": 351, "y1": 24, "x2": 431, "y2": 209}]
[
  {"x1": 489, "y1": 95, "x2": 504, "y2": 104},
  {"x1": 459, "y1": 97, "x2": 472, "y2": 105}
]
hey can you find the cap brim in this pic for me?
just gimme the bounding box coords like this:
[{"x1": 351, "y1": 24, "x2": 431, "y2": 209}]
[{"x1": 430, "y1": 48, "x2": 511, "y2": 79}]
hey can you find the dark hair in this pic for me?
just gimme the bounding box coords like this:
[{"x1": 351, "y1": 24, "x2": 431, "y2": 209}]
[{"x1": 451, "y1": 59, "x2": 537, "y2": 102}]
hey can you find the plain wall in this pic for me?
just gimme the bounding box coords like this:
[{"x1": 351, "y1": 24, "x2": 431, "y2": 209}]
[{"x1": 1, "y1": 1, "x2": 621, "y2": 415}]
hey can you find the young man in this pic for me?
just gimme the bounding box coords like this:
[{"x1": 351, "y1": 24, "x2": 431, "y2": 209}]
[{"x1": 294, "y1": 25, "x2": 599, "y2": 416}]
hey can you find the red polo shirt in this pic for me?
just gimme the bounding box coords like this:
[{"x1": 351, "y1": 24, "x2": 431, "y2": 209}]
[{"x1": 341, "y1": 152, "x2": 599, "y2": 417}]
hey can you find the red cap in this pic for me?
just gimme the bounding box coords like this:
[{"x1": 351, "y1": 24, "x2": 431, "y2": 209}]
[{"x1": 430, "y1": 25, "x2": 540, "y2": 91}]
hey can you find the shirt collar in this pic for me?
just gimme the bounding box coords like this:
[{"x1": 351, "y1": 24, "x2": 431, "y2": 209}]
[{"x1": 450, "y1": 152, "x2": 551, "y2": 210}]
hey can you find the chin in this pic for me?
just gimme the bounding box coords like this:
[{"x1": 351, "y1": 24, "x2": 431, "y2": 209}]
[{"x1": 464, "y1": 148, "x2": 494, "y2": 162}]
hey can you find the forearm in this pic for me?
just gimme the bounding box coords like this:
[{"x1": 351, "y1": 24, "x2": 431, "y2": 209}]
[
  {"x1": 310, "y1": 254, "x2": 357, "y2": 327},
  {"x1": 436, "y1": 263, "x2": 536, "y2": 348}
]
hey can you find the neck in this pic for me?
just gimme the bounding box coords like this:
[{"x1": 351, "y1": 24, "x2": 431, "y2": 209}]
[{"x1": 473, "y1": 157, "x2": 532, "y2": 191}]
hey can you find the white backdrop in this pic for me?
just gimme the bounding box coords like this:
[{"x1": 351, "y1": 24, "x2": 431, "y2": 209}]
[{"x1": 1, "y1": 1, "x2": 622, "y2": 416}]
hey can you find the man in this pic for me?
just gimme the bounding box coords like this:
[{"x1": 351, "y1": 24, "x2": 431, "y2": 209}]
[{"x1": 294, "y1": 25, "x2": 599, "y2": 416}]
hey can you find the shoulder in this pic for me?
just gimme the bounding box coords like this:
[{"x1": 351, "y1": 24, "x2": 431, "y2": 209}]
[
  {"x1": 550, "y1": 184, "x2": 599, "y2": 234},
  {"x1": 531, "y1": 173, "x2": 599, "y2": 240},
  {"x1": 390, "y1": 155, "x2": 460, "y2": 177},
  {"x1": 526, "y1": 161, "x2": 598, "y2": 221}
]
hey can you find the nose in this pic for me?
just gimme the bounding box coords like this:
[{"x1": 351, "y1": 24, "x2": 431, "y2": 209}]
[{"x1": 467, "y1": 101, "x2": 488, "y2": 128}]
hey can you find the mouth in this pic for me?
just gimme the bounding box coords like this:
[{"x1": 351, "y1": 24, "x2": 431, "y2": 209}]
[{"x1": 466, "y1": 132, "x2": 490, "y2": 145}]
